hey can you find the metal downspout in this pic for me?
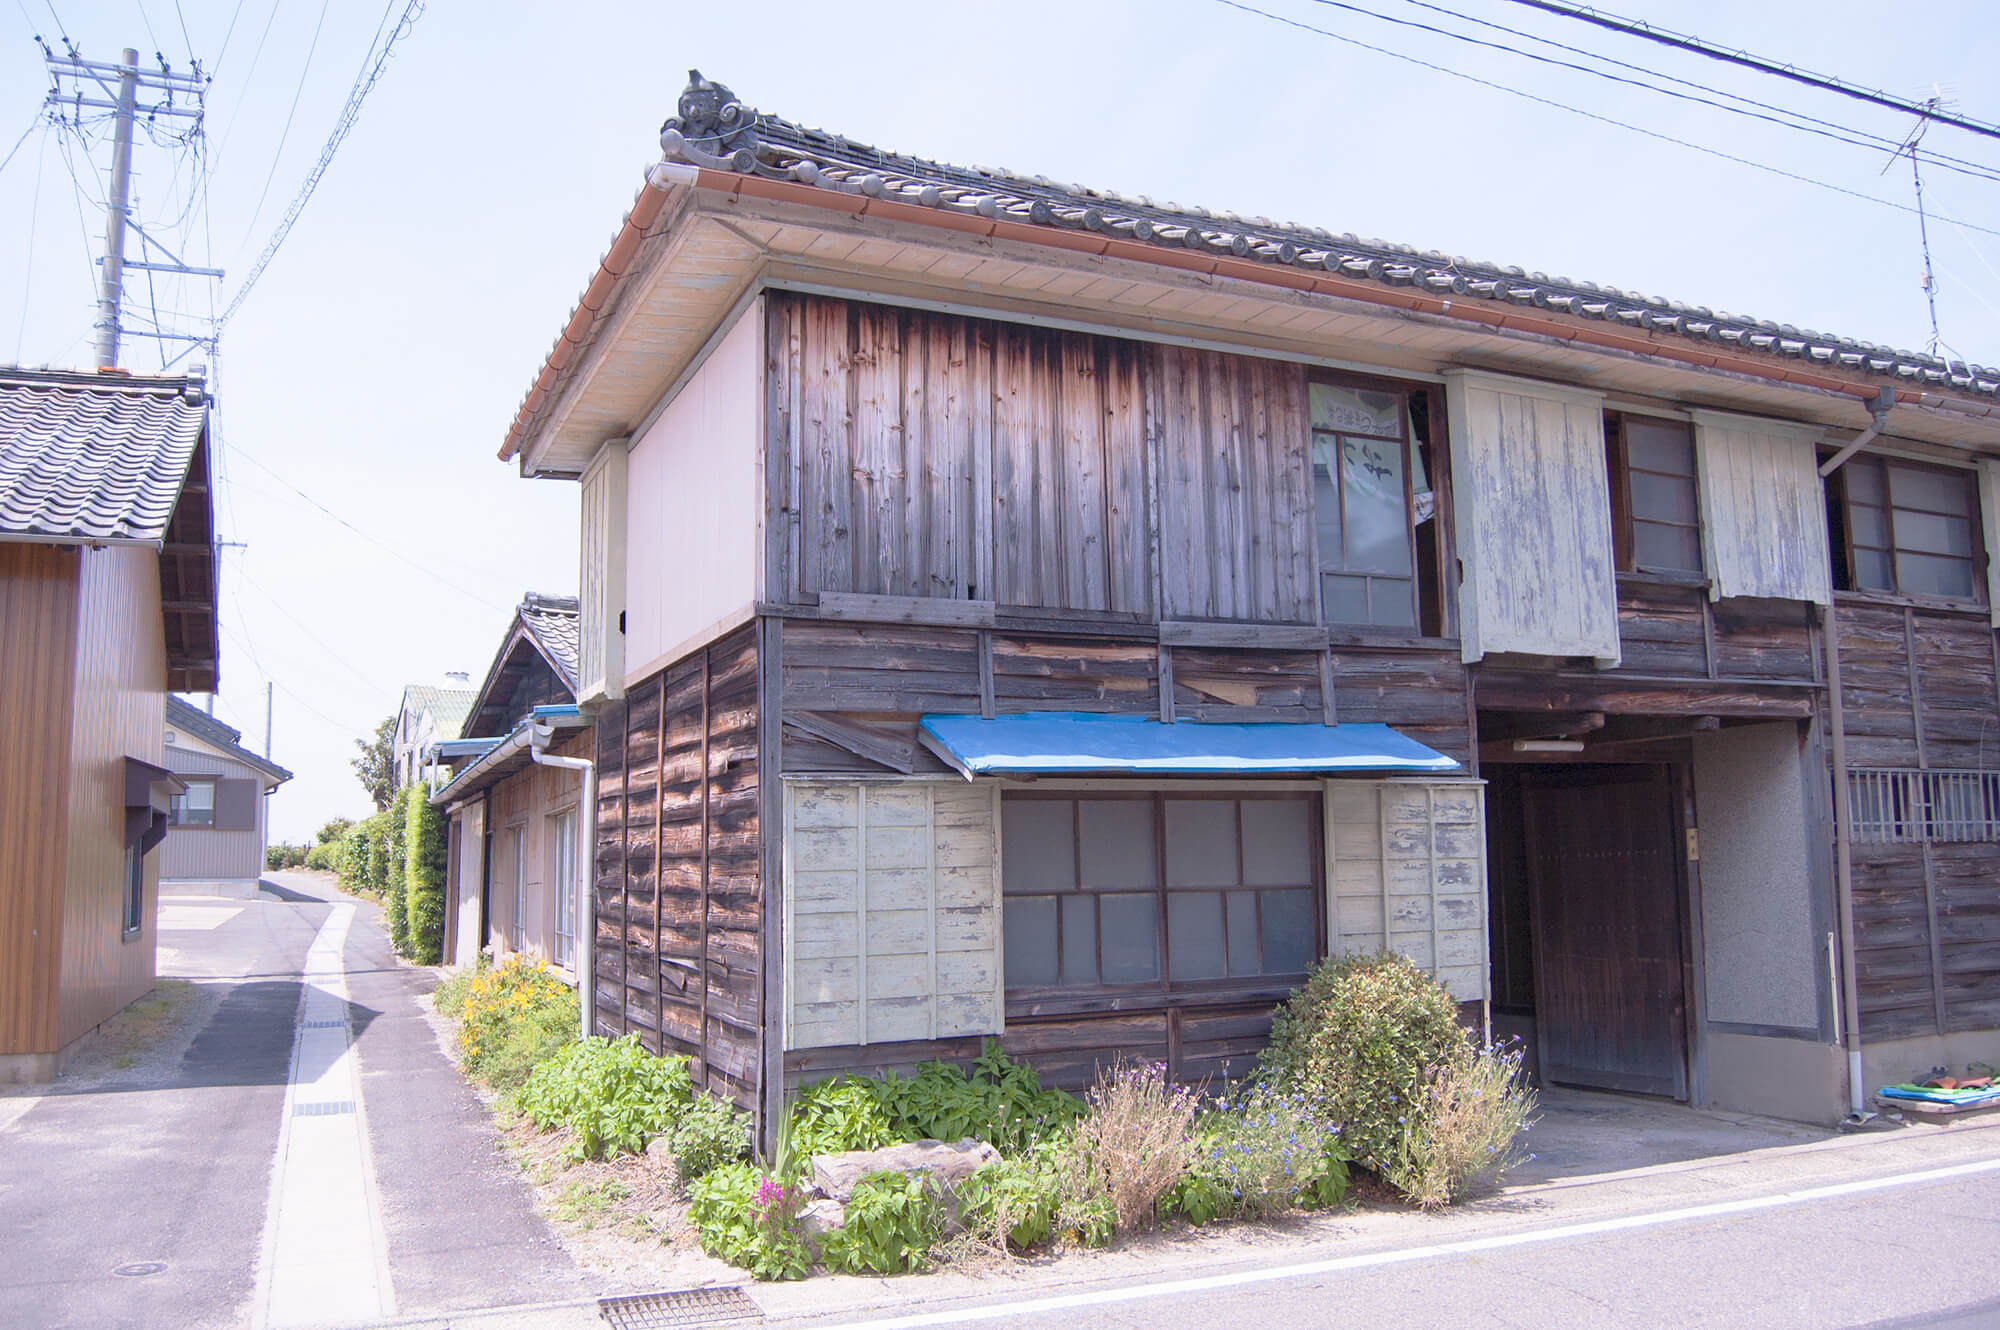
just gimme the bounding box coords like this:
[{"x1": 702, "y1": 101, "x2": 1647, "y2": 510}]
[
  {"x1": 1821, "y1": 602, "x2": 1869, "y2": 1121},
  {"x1": 530, "y1": 725, "x2": 596, "y2": 1041}
]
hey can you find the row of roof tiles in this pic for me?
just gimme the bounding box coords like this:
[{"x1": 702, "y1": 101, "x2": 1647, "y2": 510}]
[{"x1": 656, "y1": 73, "x2": 1999, "y2": 399}]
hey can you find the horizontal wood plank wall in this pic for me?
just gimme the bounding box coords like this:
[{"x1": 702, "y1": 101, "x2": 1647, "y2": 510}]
[
  {"x1": 0, "y1": 545, "x2": 80, "y2": 1057},
  {"x1": 773, "y1": 293, "x2": 1149, "y2": 614},
  {"x1": 1835, "y1": 600, "x2": 2000, "y2": 1039},
  {"x1": 1612, "y1": 581, "x2": 1818, "y2": 682},
  {"x1": 59, "y1": 546, "x2": 166, "y2": 1048},
  {"x1": 594, "y1": 626, "x2": 763, "y2": 1108},
  {"x1": 777, "y1": 618, "x2": 1477, "y2": 771}
]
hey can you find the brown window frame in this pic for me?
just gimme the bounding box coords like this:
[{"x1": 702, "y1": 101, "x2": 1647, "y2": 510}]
[
  {"x1": 1307, "y1": 371, "x2": 1450, "y2": 636},
  {"x1": 999, "y1": 789, "x2": 1324, "y2": 1012},
  {"x1": 1605, "y1": 412, "x2": 1704, "y2": 578},
  {"x1": 1825, "y1": 453, "x2": 1988, "y2": 605}
]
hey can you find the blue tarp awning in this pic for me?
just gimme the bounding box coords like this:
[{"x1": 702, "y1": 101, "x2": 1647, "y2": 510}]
[{"x1": 917, "y1": 711, "x2": 1460, "y2": 778}]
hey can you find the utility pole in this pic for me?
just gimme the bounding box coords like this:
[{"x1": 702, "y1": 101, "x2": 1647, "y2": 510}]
[
  {"x1": 266, "y1": 681, "x2": 274, "y2": 760},
  {"x1": 42, "y1": 43, "x2": 217, "y2": 369}
]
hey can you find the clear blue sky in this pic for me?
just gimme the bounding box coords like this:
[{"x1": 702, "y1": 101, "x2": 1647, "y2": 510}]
[{"x1": 2, "y1": 0, "x2": 1995, "y2": 841}]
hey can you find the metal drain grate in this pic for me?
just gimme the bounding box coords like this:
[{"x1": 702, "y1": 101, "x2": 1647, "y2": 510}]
[
  {"x1": 292, "y1": 1100, "x2": 355, "y2": 1117},
  {"x1": 302, "y1": 1019, "x2": 345, "y2": 1029},
  {"x1": 599, "y1": 1286, "x2": 763, "y2": 1329}
]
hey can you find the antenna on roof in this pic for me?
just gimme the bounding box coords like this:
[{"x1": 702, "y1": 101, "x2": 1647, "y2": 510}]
[{"x1": 1882, "y1": 85, "x2": 1957, "y2": 362}]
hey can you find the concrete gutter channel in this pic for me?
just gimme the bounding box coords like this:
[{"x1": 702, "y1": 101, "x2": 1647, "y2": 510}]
[{"x1": 372, "y1": 1108, "x2": 2000, "y2": 1330}]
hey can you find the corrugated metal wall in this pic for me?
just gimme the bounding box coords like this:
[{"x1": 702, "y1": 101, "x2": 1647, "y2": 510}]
[{"x1": 159, "y1": 745, "x2": 267, "y2": 880}]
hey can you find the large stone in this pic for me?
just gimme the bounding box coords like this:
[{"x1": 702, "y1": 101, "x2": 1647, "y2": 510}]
[
  {"x1": 796, "y1": 1198, "x2": 846, "y2": 1258},
  {"x1": 809, "y1": 1138, "x2": 1002, "y2": 1202}
]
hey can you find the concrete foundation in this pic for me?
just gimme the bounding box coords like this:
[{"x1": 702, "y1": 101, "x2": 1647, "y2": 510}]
[{"x1": 1703, "y1": 1031, "x2": 1847, "y2": 1125}]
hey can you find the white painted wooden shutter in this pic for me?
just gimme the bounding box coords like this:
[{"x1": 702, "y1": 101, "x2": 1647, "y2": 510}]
[
  {"x1": 1323, "y1": 779, "x2": 1488, "y2": 1001},
  {"x1": 1979, "y1": 460, "x2": 2000, "y2": 627},
  {"x1": 784, "y1": 780, "x2": 1004, "y2": 1051},
  {"x1": 578, "y1": 440, "x2": 628, "y2": 703},
  {"x1": 1690, "y1": 409, "x2": 1831, "y2": 605},
  {"x1": 1445, "y1": 370, "x2": 1619, "y2": 665}
]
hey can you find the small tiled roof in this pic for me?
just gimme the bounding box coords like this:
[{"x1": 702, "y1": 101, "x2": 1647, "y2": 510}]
[
  {"x1": 0, "y1": 366, "x2": 210, "y2": 543},
  {"x1": 519, "y1": 592, "x2": 581, "y2": 690},
  {"x1": 164, "y1": 695, "x2": 293, "y2": 785},
  {"x1": 402, "y1": 684, "x2": 479, "y2": 741},
  {"x1": 654, "y1": 72, "x2": 1998, "y2": 399}
]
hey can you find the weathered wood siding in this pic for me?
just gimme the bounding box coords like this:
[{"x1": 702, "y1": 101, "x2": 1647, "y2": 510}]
[
  {"x1": 1325, "y1": 780, "x2": 1488, "y2": 1000},
  {"x1": 771, "y1": 293, "x2": 1151, "y2": 613},
  {"x1": 783, "y1": 780, "x2": 1003, "y2": 1050},
  {"x1": 1445, "y1": 369, "x2": 1619, "y2": 664},
  {"x1": 1834, "y1": 600, "x2": 2000, "y2": 1039},
  {"x1": 624, "y1": 302, "x2": 761, "y2": 684},
  {"x1": 1980, "y1": 460, "x2": 2000, "y2": 627},
  {"x1": 1146, "y1": 344, "x2": 1317, "y2": 623},
  {"x1": 0, "y1": 544, "x2": 80, "y2": 1058},
  {"x1": 1692, "y1": 410, "x2": 1831, "y2": 606},
  {"x1": 578, "y1": 440, "x2": 626, "y2": 701},
  {"x1": 594, "y1": 625, "x2": 762, "y2": 1104},
  {"x1": 58, "y1": 545, "x2": 166, "y2": 1048}
]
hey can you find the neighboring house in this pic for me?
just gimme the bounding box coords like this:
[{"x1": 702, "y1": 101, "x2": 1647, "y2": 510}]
[
  {"x1": 0, "y1": 365, "x2": 219, "y2": 1083},
  {"x1": 431, "y1": 594, "x2": 590, "y2": 976},
  {"x1": 390, "y1": 679, "x2": 476, "y2": 792},
  {"x1": 160, "y1": 696, "x2": 293, "y2": 896},
  {"x1": 494, "y1": 72, "x2": 2000, "y2": 1135}
]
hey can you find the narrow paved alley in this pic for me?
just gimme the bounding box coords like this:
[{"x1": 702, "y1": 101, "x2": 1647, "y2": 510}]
[{"x1": 0, "y1": 874, "x2": 591, "y2": 1330}]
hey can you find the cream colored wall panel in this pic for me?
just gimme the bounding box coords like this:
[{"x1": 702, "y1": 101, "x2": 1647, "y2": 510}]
[
  {"x1": 1446, "y1": 370, "x2": 1618, "y2": 664},
  {"x1": 623, "y1": 299, "x2": 762, "y2": 683},
  {"x1": 1692, "y1": 409, "x2": 1831, "y2": 605}
]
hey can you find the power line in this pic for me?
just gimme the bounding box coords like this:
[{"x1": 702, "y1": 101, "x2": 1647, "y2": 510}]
[
  {"x1": 1381, "y1": 0, "x2": 2000, "y2": 185},
  {"x1": 1504, "y1": 0, "x2": 2000, "y2": 143},
  {"x1": 220, "y1": 0, "x2": 422, "y2": 329},
  {"x1": 1209, "y1": 0, "x2": 2000, "y2": 243},
  {"x1": 236, "y1": 0, "x2": 333, "y2": 254}
]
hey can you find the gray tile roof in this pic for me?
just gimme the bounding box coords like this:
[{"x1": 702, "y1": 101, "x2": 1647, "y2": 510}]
[
  {"x1": 660, "y1": 72, "x2": 2000, "y2": 399},
  {"x1": 519, "y1": 592, "x2": 580, "y2": 690},
  {"x1": 164, "y1": 694, "x2": 294, "y2": 784},
  {"x1": 401, "y1": 684, "x2": 479, "y2": 741},
  {"x1": 0, "y1": 366, "x2": 210, "y2": 543}
]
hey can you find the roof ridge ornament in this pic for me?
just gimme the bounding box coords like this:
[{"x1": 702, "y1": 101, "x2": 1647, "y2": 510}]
[{"x1": 660, "y1": 70, "x2": 761, "y2": 173}]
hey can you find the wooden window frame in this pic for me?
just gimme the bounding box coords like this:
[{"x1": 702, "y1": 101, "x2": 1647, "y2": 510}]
[
  {"x1": 549, "y1": 805, "x2": 578, "y2": 971},
  {"x1": 507, "y1": 822, "x2": 528, "y2": 952},
  {"x1": 1306, "y1": 370, "x2": 1449, "y2": 635},
  {"x1": 1000, "y1": 789, "x2": 1324, "y2": 1014},
  {"x1": 122, "y1": 845, "x2": 145, "y2": 938},
  {"x1": 1826, "y1": 453, "x2": 1988, "y2": 606},
  {"x1": 1606, "y1": 412, "x2": 1703, "y2": 578}
]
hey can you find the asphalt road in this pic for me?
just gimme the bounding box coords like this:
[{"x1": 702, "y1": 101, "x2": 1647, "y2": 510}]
[
  {"x1": 797, "y1": 1163, "x2": 2000, "y2": 1330},
  {"x1": 0, "y1": 874, "x2": 589, "y2": 1330}
]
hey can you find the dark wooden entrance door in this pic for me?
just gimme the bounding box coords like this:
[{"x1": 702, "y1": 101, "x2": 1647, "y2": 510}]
[{"x1": 1521, "y1": 766, "x2": 1689, "y2": 1099}]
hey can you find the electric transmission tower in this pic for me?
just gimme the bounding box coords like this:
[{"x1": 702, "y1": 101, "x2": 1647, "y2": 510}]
[{"x1": 42, "y1": 44, "x2": 219, "y2": 370}]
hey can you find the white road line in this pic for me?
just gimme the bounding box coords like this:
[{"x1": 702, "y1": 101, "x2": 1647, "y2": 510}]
[
  {"x1": 824, "y1": 1155, "x2": 2000, "y2": 1329},
  {"x1": 251, "y1": 902, "x2": 396, "y2": 1329}
]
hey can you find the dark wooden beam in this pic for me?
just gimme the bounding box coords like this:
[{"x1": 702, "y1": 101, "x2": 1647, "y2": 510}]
[
  {"x1": 1475, "y1": 673, "x2": 1816, "y2": 719},
  {"x1": 1477, "y1": 710, "x2": 1606, "y2": 742}
]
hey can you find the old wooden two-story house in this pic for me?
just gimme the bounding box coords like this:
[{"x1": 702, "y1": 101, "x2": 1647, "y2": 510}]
[
  {"x1": 432, "y1": 593, "x2": 592, "y2": 976},
  {"x1": 494, "y1": 73, "x2": 2000, "y2": 1138}
]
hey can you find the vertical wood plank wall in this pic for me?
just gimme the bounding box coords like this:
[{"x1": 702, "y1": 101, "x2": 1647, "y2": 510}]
[
  {"x1": 594, "y1": 624, "x2": 762, "y2": 1107},
  {"x1": 158, "y1": 748, "x2": 268, "y2": 880},
  {"x1": 58, "y1": 545, "x2": 166, "y2": 1048},
  {"x1": 0, "y1": 545, "x2": 80, "y2": 1057},
  {"x1": 1835, "y1": 601, "x2": 2000, "y2": 1039}
]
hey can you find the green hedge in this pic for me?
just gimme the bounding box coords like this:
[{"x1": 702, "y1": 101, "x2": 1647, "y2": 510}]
[
  {"x1": 385, "y1": 788, "x2": 412, "y2": 956},
  {"x1": 404, "y1": 789, "x2": 448, "y2": 964}
]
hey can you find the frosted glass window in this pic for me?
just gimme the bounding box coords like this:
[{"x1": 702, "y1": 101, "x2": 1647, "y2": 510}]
[
  {"x1": 1080, "y1": 799, "x2": 1156, "y2": 888},
  {"x1": 1168, "y1": 892, "x2": 1226, "y2": 979},
  {"x1": 1833, "y1": 456, "x2": 1982, "y2": 603},
  {"x1": 1164, "y1": 801, "x2": 1237, "y2": 887},
  {"x1": 1260, "y1": 889, "x2": 1318, "y2": 974},
  {"x1": 1100, "y1": 894, "x2": 1159, "y2": 983},
  {"x1": 1060, "y1": 896, "x2": 1097, "y2": 987},
  {"x1": 1225, "y1": 896, "x2": 1260, "y2": 976},
  {"x1": 1312, "y1": 379, "x2": 1422, "y2": 627},
  {"x1": 1004, "y1": 898, "x2": 1058, "y2": 986},
  {"x1": 1003, "y1": 800, "x2": 1075, "y2": 893},
  {"x1": 1242, "y1": 800, "x2": 1312, "y2": 885}
]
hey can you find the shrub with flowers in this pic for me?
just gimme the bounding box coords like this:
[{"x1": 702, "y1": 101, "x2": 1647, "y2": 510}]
[
  {"x1": 1388, "y1": 1038, "x2": 1537, "y2": 1210},
  {"x1": 690, "y1": 1163, "x2": 811, "y2": 1281},
  {"x1": 1062, "y1": 1057, "x2": 1200, "y2": 1234},
  {"x1": 434, "y1": 955, "x2": 578, "y2": 1095},
  {"x1": 1172, "y1": 1081, "x2": 1350, "y2": 1222}
]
